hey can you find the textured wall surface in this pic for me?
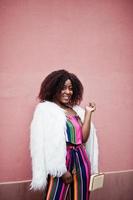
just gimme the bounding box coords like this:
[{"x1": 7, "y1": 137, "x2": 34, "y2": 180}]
[{"x1": 0, "y1": 0, "x2": 133, "y2": 182}]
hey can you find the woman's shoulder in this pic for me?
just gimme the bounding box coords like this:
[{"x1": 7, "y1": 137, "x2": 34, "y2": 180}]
[
  {"x1": 35, "y1": 101, "x2": 65, "y2": 115},
  {"x1": 35, "y1": 101, "x2": 56, "y2": 109},
  {"x1": 73, "y1": 105, "x2": 85, "y2": 115},
  {"x1": 73, "y1": 105, "x2": 85, "y2": 122},
  {"x1": 32, "y1": 101, "x2": 66, "y2": 124},
  {"x1": 34, "y1": 101, "x2": 47, "y2": 111}
]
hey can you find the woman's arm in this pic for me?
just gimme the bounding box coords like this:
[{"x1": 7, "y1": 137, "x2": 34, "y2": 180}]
[{"x1": 82, "y1": 102, "x2": 96, "y2": 143}]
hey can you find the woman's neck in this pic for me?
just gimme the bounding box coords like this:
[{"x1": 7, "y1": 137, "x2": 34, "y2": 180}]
[{"x1": 55, "y1": 101, "x2": 72, "y2": 110}]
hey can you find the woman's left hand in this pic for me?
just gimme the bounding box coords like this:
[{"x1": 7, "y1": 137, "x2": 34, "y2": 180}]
[
  {"x1": 85, "y1": 102, "x2": 96, "y2": 113},
  {"x1": 61, "y1": 171, "x2": 73, "y2": 184}
]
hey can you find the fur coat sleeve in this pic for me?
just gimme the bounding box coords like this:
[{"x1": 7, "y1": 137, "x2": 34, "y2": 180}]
[{"x1": 30, "y1": 102, "x2": 67, "y2": 190}]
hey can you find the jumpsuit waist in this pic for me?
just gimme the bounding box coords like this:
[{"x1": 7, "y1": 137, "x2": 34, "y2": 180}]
[
  {"x1": 66, "y1": 142, "x2": 83, "y2": 150},
  {"x1": 66, "y1": 143, "x2": 83, "y2": 175}
]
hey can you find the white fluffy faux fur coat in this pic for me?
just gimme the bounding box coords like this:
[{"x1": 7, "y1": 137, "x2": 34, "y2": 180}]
[{"x1": 30, "y1": 101, "x2": 98, "y2": 190}]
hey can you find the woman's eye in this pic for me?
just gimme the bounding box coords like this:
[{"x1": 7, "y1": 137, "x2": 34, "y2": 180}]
[
  {"x1": 62, "y1": 86, "x2": 73, "y2": 91},
  {"x1": 63, "y1": 86, "x2": 67, "y2": 90}
]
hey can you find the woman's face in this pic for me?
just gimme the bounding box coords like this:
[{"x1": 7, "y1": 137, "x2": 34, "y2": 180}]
[{"x1": 56, "y1": 79, "x2": 73, "y2": 105}]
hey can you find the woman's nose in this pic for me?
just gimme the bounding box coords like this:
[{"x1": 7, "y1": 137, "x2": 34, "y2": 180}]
[{"x1": 65, "y1": 88, "x2": 71, "y2": 94}]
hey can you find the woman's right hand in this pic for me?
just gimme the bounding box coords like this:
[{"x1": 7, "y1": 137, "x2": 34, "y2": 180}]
[
  {"x1": 85, "y1": 102, "x2": 96, "y2": 113},
  {"x1": 61, "y1": 171, "x2": 73, "y2": 184}
]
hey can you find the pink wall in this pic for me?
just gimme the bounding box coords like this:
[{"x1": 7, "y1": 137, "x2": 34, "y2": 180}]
[{"x1": 0, "y1": 0, "x2": 133, "y2": 182}]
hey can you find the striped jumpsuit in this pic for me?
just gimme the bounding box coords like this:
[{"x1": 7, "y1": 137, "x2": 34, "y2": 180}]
[{"x1": 44, "y1": 114, "x2": 91, "y2": 200}]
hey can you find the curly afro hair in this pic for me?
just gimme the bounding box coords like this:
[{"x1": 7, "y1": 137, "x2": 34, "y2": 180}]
[{"x1": 38, "y1": 69, "x2": 83, "y2": 106}]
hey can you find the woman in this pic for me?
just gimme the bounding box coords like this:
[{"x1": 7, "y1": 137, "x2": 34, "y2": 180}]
[{"x1": 30, "y1": 69, "x2": 98, "y2": 200}]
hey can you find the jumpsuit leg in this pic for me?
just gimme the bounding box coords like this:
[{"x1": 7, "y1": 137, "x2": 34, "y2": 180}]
[
  {"x1": 44, "y1": 146, "x2": 72, "y2": 200},
  {"x1": 44, "y1": 175, "x2": 70, "y2": 200},
  {"x1": 44, "y1": 145, "x2": 91, "y2": 200},
  {"x1": 69, "y1": 145, "x2": 91, "y2": 200}
]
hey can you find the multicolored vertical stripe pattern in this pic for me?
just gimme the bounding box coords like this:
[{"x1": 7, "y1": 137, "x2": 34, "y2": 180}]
[
  {"x1": 65, "y1": 115, "x2": 83, "y2": 144},
  {"x1": 44, "y1": 115, "x2": 91, "y2": 200}
]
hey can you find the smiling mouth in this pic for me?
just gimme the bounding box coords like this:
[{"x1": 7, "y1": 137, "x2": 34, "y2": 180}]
[{"x1": 62, "y1": 96, "x2": 71, "y2": 100}]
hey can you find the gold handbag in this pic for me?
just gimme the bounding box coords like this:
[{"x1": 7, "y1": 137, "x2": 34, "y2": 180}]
[{"x1": 89, "y1": 173, "x2": 104, "y2": 191}]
